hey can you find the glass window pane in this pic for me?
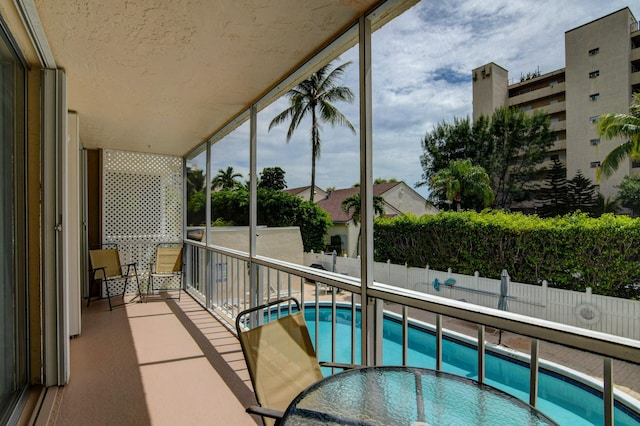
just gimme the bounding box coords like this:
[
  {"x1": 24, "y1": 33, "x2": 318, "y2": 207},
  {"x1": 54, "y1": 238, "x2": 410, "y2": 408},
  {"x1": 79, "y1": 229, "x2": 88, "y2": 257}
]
[
  {"x1": 257, "y1": 47, "x2": 360, "y2": 267},
  {"x1": 186, "y1": 149, "x2": 207, "y2": 241},
  {"x1": 209, "y1": 120, "x2": 250, "y2": 252}
]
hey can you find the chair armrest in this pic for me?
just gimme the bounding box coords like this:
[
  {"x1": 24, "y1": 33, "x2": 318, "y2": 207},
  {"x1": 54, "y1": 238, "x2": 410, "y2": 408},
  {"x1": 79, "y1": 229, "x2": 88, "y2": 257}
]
[
  {"x1": 90, "y1": 266, "x2": 107, "y2": 279},
  {"x1": 319, "y1": 362, "x2": 360, "y2": 370},
  {"x1": 246, "y1": 405, "x2": 284, "y2": 420},
  {"x1": 121, "y1": 262, "x2": 138, "y2": 276}
]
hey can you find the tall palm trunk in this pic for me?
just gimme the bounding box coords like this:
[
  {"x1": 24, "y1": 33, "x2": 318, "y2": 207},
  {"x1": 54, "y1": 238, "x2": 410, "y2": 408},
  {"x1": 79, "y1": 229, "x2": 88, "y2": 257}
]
[{"x1": 310, "y1": 107, "x2": 318, "y2": 202}]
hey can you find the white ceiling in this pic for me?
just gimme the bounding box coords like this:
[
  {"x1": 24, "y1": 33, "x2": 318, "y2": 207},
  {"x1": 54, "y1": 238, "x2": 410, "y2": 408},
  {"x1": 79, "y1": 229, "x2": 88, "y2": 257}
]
[{"x1": 30, "y1": 0, "x2": 388, "y2": 156}]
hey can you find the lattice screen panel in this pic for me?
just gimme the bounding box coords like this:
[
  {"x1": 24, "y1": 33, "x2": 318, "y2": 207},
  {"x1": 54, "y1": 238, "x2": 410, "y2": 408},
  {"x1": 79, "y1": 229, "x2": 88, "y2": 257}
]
[{"x1": 102, "y1": 149, "x2": 183, "y2": 296}]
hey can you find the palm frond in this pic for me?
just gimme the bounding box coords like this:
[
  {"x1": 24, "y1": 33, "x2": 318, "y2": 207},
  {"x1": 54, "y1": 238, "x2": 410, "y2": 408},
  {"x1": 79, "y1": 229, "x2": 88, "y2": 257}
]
[{"x1": 598, "y1": 141, "x2": 634, "y2": 179}]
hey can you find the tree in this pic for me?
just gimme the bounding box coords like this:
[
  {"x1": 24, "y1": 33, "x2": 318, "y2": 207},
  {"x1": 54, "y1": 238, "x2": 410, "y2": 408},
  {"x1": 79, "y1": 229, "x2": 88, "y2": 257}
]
[
  {"x1": 208, "y1": 187, "x2": 332, "y2": 251},
  {"x1": 428, "y1": 159, "x2": 494, "y2": 211},
  {"x1": 212, "y1": 166, "x2": 242, "y2": 190},
  {"x1": 186, "y1": 167, "x2": 206, "y2": 225},
  {"x1": 269, "y1": 61, "x2": 356, "y2": 202},
  {"x1": 597, "y1": 92, "x2": 640, "y2": 180},
  {"x1": 418, "y1": 108, "x2": 554, "y2": 209},
  {"x1": 186, "y1": 167, "x2": 205, "y2": 199},
  {"x1": 258, "y1": 167, "x2": 287, "y2": 191},
  {"x1": 418, "y1": 116, "x2": 480, "y2": 184},
  {"x1": 374, "y1": 177, "x2": 398, "y2": 184},
  {"x1": 341, "y1": 193, "x2": 385, "y2": 225},
  {"x1": 486, "y1": 108, "x2": 554, "y2": 208},
  {"x1": 616, "y1": 175, "x2": 640, "y2": 217},
  {"x1": 537, "y1": 158, "x2": 568, "y2": 217},
  {"x1": 341, "y1": 192, "x2": 385, "y2": 256},
  {"x1": 568, "y1": 170, "x2": 598, "y2": 215}
]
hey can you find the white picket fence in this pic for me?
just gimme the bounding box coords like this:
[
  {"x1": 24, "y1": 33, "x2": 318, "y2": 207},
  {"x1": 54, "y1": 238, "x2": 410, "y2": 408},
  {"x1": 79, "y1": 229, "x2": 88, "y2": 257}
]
[{"x1": 305, "y1": 252, "x2": 640, "y2": 340}]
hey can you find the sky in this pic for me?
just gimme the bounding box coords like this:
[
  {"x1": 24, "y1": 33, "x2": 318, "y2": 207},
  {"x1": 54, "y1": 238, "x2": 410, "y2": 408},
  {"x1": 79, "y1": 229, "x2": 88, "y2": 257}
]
[{"x1": 197, "y1": 0, "x2": 639, "y2": 199}]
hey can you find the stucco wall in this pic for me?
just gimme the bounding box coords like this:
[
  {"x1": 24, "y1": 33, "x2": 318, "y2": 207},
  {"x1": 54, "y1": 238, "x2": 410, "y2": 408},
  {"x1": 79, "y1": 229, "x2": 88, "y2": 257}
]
[{"x1": 208, "y1": 226, "x2": 303, "y2": 265}]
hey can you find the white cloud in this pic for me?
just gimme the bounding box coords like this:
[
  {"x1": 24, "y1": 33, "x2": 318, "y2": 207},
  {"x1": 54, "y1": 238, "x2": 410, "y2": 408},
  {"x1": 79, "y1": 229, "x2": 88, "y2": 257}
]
[{"x1": 208, "y1": 0, "x2": 635, "y2": 198}]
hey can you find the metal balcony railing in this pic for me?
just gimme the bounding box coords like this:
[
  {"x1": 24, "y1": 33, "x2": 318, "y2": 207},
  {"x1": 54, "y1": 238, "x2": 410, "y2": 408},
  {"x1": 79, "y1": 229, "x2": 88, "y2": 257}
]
[{"x1": 182, "y1": 240, "x2": 640, "y2": 425}]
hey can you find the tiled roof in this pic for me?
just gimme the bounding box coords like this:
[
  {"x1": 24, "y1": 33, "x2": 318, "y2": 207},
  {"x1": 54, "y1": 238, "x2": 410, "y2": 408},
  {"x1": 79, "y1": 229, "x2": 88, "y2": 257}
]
[
  {"x1": 283, "y1": 186, "x2": 311, "y2": 196},
  {"x1": 314, "y1": 182, "x2": 401, "y2": 223}
]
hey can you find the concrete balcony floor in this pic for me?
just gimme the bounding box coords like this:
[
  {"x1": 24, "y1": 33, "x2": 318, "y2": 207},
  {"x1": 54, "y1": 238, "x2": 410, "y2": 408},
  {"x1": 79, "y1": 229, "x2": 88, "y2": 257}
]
[
  {"x1": 44, "y1": 289, "x2": 640, "y2": 425},
  {"x1": 48, "y1": 294, "x2": 259, "y2": 425}
]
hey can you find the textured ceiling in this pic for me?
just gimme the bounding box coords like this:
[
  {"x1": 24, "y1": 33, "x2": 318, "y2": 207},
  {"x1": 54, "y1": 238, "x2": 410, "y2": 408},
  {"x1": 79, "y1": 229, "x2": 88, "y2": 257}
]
[{"x1": 32, "y1": 0, "x2": 384, "y2": 156}]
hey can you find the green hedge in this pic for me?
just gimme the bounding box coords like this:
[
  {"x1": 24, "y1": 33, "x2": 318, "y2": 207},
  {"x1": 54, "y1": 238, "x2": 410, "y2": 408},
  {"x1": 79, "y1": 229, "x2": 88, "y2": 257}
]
[{"x1": 374, "y1": 211, "x2": 640, "y2": 298}]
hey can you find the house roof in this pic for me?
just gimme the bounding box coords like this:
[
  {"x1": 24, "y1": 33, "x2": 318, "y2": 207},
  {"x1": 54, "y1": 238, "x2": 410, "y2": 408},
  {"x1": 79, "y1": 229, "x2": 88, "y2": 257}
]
[{"x1": 311, "y1": 182, "x2": 402, "y2": 223}]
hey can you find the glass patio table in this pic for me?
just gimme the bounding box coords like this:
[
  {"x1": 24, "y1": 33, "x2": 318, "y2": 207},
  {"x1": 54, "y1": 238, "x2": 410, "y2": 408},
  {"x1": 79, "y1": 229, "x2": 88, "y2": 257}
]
[{"x1": 280, "y1": 366, "x2": 558, "y2": 425}]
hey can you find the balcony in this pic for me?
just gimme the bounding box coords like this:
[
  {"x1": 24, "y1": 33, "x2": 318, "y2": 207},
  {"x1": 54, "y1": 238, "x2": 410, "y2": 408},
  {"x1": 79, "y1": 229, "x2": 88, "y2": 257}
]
[
  {"x1": 39, "y1": 239, "x2": 640, "y2": 425},
  {"x1": 508, "y1": 82, "x2": 566, "y2": 107}
]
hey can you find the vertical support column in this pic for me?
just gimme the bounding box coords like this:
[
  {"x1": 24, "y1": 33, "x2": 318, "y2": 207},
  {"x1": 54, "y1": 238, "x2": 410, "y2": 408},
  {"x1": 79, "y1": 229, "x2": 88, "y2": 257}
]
[
  {"x1": 374, "y1": 298, "x2": 384, "y2": 365},
  {"x1": 249, "y1": 105, "x2": 261, "y2": 310},
  {"x1": 530, "y1": 339, "x2": 539, "y2": 407},
  {"x1": 402, "y1": 306, "x2": 409, "y2": 366},
  {"x1": 604, "y1": 358, "x2": 614, "y2": 426},
  {"x1": 358, "y1": 12, "x2": 373, "y2": 367},
  {"x1": 477, "y1": 325, "x2": 485, "y2": 384},
  {"x1": 204, "y1": 141, "x2": 212, "y2": 306},
  {"x1": 204, "y1": 141, "x2": 211, "y2": 247},
  {"x1": 435, "y1": 314, "x2": 443, "y2": 371}
]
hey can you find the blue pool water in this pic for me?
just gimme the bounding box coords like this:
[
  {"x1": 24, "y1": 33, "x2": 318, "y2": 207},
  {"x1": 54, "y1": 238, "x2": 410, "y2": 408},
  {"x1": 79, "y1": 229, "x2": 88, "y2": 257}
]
[{"x1": 297, "y1": 304, "x2": 640, "y2": 426}]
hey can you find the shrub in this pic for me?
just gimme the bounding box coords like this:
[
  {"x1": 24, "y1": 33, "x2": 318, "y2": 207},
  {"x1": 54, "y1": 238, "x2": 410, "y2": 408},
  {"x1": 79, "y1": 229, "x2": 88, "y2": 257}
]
[{"x1": 374, "y1": 211, "x2": 640, "y2": 298}]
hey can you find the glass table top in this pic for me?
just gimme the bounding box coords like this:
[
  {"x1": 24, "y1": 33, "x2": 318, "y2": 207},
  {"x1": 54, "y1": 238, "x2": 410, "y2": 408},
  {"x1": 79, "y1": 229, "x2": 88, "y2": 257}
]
[{"x1": 281, "y1": 366, "x2": 558, "y2": 425}]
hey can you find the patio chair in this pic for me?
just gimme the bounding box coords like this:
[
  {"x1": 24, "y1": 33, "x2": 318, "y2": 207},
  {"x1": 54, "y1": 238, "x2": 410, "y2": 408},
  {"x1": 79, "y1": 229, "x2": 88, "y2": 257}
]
[
  {"x1": 88, "y1": 246, "x2": 142, "y2": 311},
  {"x1": 268, "y1": 284, "x2": 299, "y2": 300},
  {"x1": 235, "y1": 298, "x2": 355, "y2": 425},
  {"x1": 148, "y1": 244, "x2": 184, "y2": 301}
]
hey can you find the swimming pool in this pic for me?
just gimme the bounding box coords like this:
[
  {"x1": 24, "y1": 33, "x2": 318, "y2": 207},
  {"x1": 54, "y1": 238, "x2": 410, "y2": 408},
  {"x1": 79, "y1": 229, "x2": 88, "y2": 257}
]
[{"x1": 299, "y1": 303, "x2": 640, "y2": 426}]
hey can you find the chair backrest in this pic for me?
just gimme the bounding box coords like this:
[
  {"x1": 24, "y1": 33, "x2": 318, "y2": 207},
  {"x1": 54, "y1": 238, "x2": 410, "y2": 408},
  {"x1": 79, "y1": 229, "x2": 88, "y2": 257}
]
[
  {"x1": 89, "y1": 248, "x2": 122, "y2": 278},
  {"x1": 154, "y1": 246, "x2": 183, "y2": 273},
  {"x1": 236, "y1": 299, "x2": 322, "y2": 425}
]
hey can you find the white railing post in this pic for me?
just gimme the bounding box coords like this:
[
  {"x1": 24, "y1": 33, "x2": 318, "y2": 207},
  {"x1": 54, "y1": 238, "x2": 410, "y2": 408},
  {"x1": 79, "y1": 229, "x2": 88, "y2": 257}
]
[
  {"x1": 604, "y1": 358, "x2": 614, "y2": 426},
  {"x1": 405, "y1": 262, "x2": 409, "y2": 290},
  {"x1": 425, "y1": 265, "x2": 430, "y2": 293},
  {"x1": 530, "y1": 339, "x2": 539, "y2": 407}
]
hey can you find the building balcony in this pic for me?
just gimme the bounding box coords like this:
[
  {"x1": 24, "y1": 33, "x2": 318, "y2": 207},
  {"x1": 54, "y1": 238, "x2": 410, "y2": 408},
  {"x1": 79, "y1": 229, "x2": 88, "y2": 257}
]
[
  {"x1": 507, "y1": 82, "x2": 566, "y2": 107},
  {"x1": 36, "y1": 241, "x2": 640, "y2": 425},
  {"x1": 521, "y1": 101, "x2": 566, "y2": 117},
  {"x1": 549, "y1": 119, "x2": 567, "y2": 132},
  {"x1": 632, "y1": 70, "x2": 640, "y2": 88}
]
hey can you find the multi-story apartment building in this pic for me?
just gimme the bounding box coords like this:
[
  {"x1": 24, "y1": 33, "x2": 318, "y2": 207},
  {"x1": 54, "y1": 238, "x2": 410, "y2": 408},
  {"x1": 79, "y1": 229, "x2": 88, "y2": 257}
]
[{"x1": 473, "y1": 7, "x2": 639, "y2": 204}]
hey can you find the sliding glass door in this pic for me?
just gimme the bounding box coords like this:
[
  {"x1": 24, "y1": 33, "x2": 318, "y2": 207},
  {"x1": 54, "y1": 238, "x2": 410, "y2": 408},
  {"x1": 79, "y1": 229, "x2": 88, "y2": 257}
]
[{"x1": 0, "y1": 18, "x2": 27, "y2": 424}]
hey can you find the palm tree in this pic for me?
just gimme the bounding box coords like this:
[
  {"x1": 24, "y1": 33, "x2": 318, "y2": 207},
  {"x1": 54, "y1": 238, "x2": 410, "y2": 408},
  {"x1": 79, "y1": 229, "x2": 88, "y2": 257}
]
[
  {"x1": 212, "y1": 166, "x2": 242, "y2": 190},
  {"x1": 429, "y1": 159, "x2": 494, "y2": 211},
  {"x1": 597, "y1": 92, "x2": 640, "y2": 180},
  {"x1": 341, "y1": 192, "x2": 385, "y2": 256},
  {"x1": 269, "y1": 61, "x2": 356, "y2": 202},
  {"x1": 186, "y1": 167, "x2": 205, "y2": 199}
]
